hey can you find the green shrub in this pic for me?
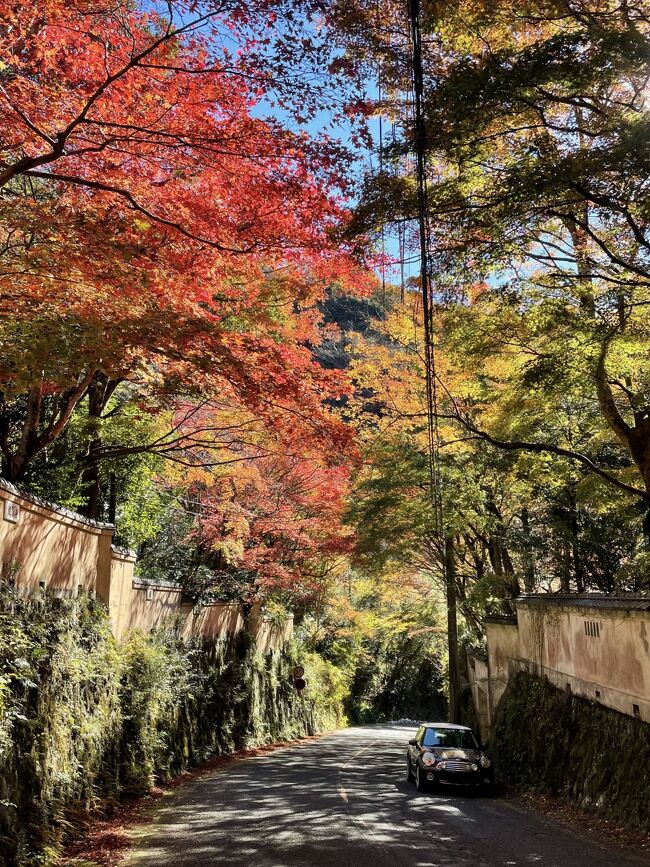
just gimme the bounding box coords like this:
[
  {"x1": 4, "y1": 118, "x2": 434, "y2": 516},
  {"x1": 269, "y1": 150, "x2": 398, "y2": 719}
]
[
  {"x1": 119, "y1": 630, "x2": 199, "y2": 794},
  {"x1": 0, "y1": 587, "x2": 320, "y2": 867},
  {"x1": 302, "y1": 651, "x2": 350, "y2": 732},
  {"x1": 0, "y1": 587, "x2": 123, "y2": 865}
]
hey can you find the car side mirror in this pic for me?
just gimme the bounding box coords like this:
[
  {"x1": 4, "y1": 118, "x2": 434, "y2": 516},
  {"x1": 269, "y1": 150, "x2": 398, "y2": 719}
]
[{"x1": 408, "y1": 739, "x2": 417, "y2": 746}]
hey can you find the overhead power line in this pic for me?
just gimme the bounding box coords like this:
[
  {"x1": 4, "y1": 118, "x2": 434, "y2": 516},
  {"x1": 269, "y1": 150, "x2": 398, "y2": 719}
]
[{"x1": 406, "y1": 0, "x2": 461, "y2": 724}]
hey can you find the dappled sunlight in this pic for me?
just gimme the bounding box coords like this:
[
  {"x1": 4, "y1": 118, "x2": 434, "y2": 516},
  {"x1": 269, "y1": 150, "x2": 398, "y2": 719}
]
[{"x1": 126, "y1": 724, "x2": 641, "y2": 867}]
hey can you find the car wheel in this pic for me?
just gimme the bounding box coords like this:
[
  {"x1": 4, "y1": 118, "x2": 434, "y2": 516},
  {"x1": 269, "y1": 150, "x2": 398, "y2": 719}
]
[
  {"x1": 415, "y1": 764, "x2": 428, "y2": 793},
  {"x1": 406, "y1": 755, "x2": 415, "y2": 782}
]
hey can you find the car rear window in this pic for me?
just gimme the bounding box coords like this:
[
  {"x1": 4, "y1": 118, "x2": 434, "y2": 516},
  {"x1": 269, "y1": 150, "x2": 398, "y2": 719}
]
[{"x1": 422, "y1": 728, "x2": 478, "y2": 749}]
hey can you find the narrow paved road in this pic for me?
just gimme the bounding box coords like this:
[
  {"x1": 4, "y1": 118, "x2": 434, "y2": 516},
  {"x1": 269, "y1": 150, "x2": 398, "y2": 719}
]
[{"x1": 126, "y1": 724, "x2": 647, "y2": 867}]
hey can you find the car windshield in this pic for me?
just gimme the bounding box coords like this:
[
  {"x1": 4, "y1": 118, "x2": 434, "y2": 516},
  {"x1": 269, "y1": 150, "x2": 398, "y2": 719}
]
[{"x1": 422, "y1": 727, "x2": 478, "y2": 749}]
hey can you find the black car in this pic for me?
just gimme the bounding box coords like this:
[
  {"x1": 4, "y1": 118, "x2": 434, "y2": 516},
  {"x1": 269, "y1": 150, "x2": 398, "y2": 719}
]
[{"x1": 406, "y1": 722, "x2": 494, "y2": 793}]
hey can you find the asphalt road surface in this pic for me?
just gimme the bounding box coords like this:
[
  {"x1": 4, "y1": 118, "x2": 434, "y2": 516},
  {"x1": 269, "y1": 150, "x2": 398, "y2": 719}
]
[{"x1": 126, "y1": 724, "x2": 648, "y2": 867}]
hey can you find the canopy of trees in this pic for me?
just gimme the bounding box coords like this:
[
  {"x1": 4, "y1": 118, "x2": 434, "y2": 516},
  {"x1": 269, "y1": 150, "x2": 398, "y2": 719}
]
[
  {"x1": 1, "y1": 0, "x2": 648, "y2": 715},
  {"x1": 338, "y1": 0, "x2": 650, "y2": 617}
]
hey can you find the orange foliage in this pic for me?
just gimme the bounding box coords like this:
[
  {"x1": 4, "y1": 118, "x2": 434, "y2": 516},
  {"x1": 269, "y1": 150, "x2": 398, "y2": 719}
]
[{"x1": 0, "y1": 0, "x2": 376, "y2": 479}]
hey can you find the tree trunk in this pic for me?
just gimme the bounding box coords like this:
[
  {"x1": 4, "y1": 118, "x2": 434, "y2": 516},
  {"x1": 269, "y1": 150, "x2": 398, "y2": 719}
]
[
  {"x1": 1, "y1": 372, "x2": 97, "y2": 483},
  {"x1": 485, "y1": 495, "x2": 520, "y2": 598},
  {"x1": 80, "y1": 374, "x2": 120, "y2": 519},
  {"x1": 520, "y1": 507, "x2": 535, "y2": 592},
  {"x1": 80, "y1": 383, "x2": 105, "y2": 519},
  {"x1": 560, "y1": 539, "x2": 571, "y2": 594},
  {"x1": 567, "y1": 484, "x2": 585, "y2": 592},
  {"x1": 108, "y1": 472, "x2": 117, "y2": 525}
]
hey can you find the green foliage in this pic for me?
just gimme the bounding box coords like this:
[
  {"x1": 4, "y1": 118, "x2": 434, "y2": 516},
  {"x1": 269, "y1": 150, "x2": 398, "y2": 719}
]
[
  {"x1": 345, "y1": 435, "x2": 435, "y2": 574},
  {"x1": 134, "y1": 507, "x2": 201, "y2": 586},
  {"x1": 494, "y1": 672, "x2": 650, "y2": 831},
  {"x1": 345, "y1": 0, "x2": 650, "y2": 601},
  {"x1": 0, "y1": 588, "x2": 122, "y2": 867},
  {"x1": 301, "y1": 650, "x2": 350, "y2": 732},
  {"x1": 295, "y1": 571, "x2": 448, "y2": 727},
  {"x1": 345, "y1": 630, "x2": 447, "y2": 725},
  {"x1": 0, "y1": 587, "x2": 327, "y2": 867},
  {"x1": 119, "y1": 630, "x2": 200, "y2": 794},
  {"x1": 22, "y1": 393, "x2": 171, "y2": 548}
]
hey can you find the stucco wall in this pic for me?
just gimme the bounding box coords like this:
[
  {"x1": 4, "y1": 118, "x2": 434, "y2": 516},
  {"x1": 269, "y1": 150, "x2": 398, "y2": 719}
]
[
  {"x1": 0, "y1": 479, "x2": 112, "y2": 599},
  {"x1": 466, "y1": 653, "x2": 490, "y2": 738},
  {"x1": 1, "y1": 479, "x2": 293, "y2": 651},
  {"x1": 516, "y1": 600, "x2": 650, "y2": 722},
  {"x1": 485, "y1": 619, "x2": 520, "y2": 713},
  {"x1": 109, "y1": 573, "x2": 246, "y2": 645},
  {"x1": 485, "y1": 598, "x2": 650, "y2": 726},
  {"x1": 249, "y1": 611, "x2": 295, "y2": 655},
  {"x1": 183, "y1": 603, "x2": 245, "y2": 642},
  {"x1": 109, "y1": 575, "x2": 185, "y2": 641}
]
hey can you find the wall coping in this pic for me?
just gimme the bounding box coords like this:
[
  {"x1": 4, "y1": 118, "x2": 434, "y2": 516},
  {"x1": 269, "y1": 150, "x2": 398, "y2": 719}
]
[
  {"x1": 202, "y1": 601, "x2": 242, "y2": 609},
  {"x1": 485, "y1": 614, "x2": 518, "y2": 626},
  {"x1": 0, "y1": 477, "x2": 114, "y2": 531},
  {"x1": 516, "y1": 593, "x2": 650, "y2": 614},
  {"x1": 132, "y1": 578, "x2": 183, "y2": 592},
  {"x1": 111, "y1": 545, "x2": 137, "y2": 562}
]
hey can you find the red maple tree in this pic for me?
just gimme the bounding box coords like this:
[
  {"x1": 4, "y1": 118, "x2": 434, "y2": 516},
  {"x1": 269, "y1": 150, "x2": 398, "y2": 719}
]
[{"x1": 0, "y1": 0, "x2": 373, "y2": 485}]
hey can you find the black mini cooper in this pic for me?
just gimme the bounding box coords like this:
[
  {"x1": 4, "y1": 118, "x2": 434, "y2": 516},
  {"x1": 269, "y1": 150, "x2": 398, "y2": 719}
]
[{"x1": 406, "y1": 722, "x2": 494, "y2": 793}]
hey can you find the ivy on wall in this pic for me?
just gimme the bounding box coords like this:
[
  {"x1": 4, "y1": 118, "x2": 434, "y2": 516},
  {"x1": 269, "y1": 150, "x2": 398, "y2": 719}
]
[
  {"x1": 0, "y1": 587, "x2": 316, "y2": 867},
  {"x1": 493, "y1": 671, "x2": 650, "y2": 832}
]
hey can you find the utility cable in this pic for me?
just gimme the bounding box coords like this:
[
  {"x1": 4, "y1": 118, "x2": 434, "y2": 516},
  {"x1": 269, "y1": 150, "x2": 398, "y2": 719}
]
[
  {"x1": 406, "y1": 0, "x2": 443, "y2": 535},
  {"x1": 406, "y1": 0, "x2": 461, "y2": 723}
]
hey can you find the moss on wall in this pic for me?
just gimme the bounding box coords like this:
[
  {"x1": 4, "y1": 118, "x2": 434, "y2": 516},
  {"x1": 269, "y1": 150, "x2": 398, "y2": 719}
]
[
  {"x1": 0, "y1": 588, "x2": 313, "y2": 867},
  {"x1": 493, "y1": 671, "x2": 650, "y2": 831}
]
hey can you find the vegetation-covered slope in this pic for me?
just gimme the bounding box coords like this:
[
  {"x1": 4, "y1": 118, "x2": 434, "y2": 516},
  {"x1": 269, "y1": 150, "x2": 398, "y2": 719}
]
[
  {"x1": 0, "y1": 588, "x2": 318, "y2": 866},
  {"x1": 493, "y1": 672, "x2": 650, "y2": 832}
]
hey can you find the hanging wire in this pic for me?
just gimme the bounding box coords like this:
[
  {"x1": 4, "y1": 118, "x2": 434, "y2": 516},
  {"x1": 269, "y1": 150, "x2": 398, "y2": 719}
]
[
  {"x1": 392, "y1": 121, "x2": 407, "y2": 302},
  {"x1": 406, "y1": 0, "x2": 444, "y2": 536},
  {"x1": 406, "y1": 0, "x2": 461, "y2": 723},
  {"x1": 375, "y1": 0, "x2": 388, "y2": 318}
]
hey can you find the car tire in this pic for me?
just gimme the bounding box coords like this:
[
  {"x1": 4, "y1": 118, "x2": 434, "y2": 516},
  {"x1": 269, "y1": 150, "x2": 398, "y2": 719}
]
[
  {"x1": 406, "y1": 756, "x2": 415, "y2": 782},
  {"x1": 415, "y1": 764, "x2": 429, "y2": 793}
]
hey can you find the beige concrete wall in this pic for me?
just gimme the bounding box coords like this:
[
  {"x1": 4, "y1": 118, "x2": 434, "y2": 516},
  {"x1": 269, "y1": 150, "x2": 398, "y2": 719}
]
[
  {"x1": 1, "y1": 479, "x2": 293, "y2": 652},
  {"x1": 109, "y1": 572, "x2": 248, "y2": 645},
  {"x1": 516, "y1": 601, "x2": 650, "y2": 723},
  {"x1": 485, "y1": 620, "x2": 520, "y2": 714},
  {"x1": 181, "y1": 603, "x2": 245, "y2": 642},
  {"x1": 249, "y1": 608, "x2": 294, "y2": 654},
  {"x1": 108, "y1": 573, "x2": 183, "y2": 642},
  {"x1": 466, "y1": 653, "x2": 490, "y2": 739},
  {"x1": 107, "y1": 548, "x2": 138, "y2": 633},
  {"x1": 485, "y1": 600, "x2": 650, "y2": 726},
  {"x1": 0, "y1": 478, "x2": 112, "y2": 598}
]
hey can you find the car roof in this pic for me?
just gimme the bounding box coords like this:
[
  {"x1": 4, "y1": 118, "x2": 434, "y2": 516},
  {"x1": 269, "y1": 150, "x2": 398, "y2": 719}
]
[{"x1": 420, "y1": 722, "x2": 472, "y2": 730}]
